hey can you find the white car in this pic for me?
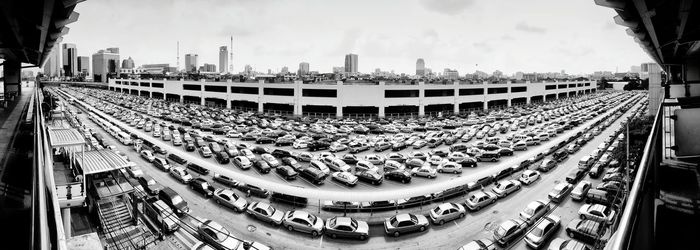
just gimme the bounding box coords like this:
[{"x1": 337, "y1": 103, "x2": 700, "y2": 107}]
[
  {"x1": 465, "y1": 190, "x2": 497, "y2": 211},
  {"x1": 293, "y1": 141, "x2": 309, "y2": 149},
  {"x1": 518, "y1": 200, "x2": 550, "y2": 225},
  {"x1": 169, "y1": 166, "x2": 193, "y2": 183},
  {"x1": 213, "y1": 189, "x2": 248, "y2": 212},
  {"x1": 355, "y1": 161, "x2": 379, "y2": 172},
  {"x1": 437, "y1": 162, "x2": 462, "y2": 174},
  {"x1": 578, "y1": 204, "x2": 617, "y2": 224},
  {"x1": 226, "y1": 131, "x2": 242, "y2": 138},
  {"x1": 331, "y1": 172, "x2": 358, "y2": 186},
  {"x1": 518, "y1": 170, "x2": 541, "y2": 185},
  {"x1": 140, "y1": 150, "x2": 155, "y2": 162},
  {"x1": 282, "y1": 210, "x2": 324, "y2": 237},
  {"x1": 410, "y1": 166, "x2": 437, "y2": 179},
  {"x1": 364, "y1": 154, "x2": 385, "y2": 165},
  {"x1": 428, "y1": 155, "x2": 444, "y2": 166},
  {"x1": 492, "y1": 180, "x2": 522, "y2": 198}
]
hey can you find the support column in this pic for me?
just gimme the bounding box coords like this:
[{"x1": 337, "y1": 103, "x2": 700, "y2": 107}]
[
  {"x1": 526, "y1": 97, "x2": 531, "y2": 105},
  {"x1": 335, "y1": 106, "x2": 342, "y2": 118},
  {"x1": 62, "y1": 208, "x2": 71, "y2": 238},
  {"x1": 3, "y1": 59, "x2": 22, "y2": 98},
  {"x1": 179, "y1": 96, "x2": 184, "y2": 103},
  {"x1": 507, "y1": 99, "x2": 512, "y2": 107},
  {"x1": 483, "y1": 102, "x2": 488, "y2": 111},
  {"x1": 200, "y1": 98, "x2": 205, "y2": 106},
  {"x1": 379, "y1": 106, "x2": 385, "y2": 118},
  {"x1": 418, "y1": 81, "x2": 425, "y2": 116}
]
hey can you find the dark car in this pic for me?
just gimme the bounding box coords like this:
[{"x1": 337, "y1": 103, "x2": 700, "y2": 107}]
[
  {"x1": 588, "y1": 163, "x2": 606, "y2": 178},
  {"x1": 167, "y1": 153, "x2": 187, "y2": 165},
  {"x1": 385, "y1": 170, "x2": 411, "y2": 184},
  {"x1": 256, "y1": 137, "x2": 275, "y2": 144},
  {"x1": 186, "y1": 163, "x2": 210, "y2": 175},
  {"x1": 299, "y1": 167, "x2": 326, "y2": 185},
  {"x1": 214, "y1": 151, "x2": 230, "y2": 164},
  {"x1": 566, "y1": 168, "x2": 586, "y2": 184},
  {"x1": 466, "y1": 176, "x2": 494, "y2": 191},
  {"x1": 492, "y1": 168, "x2": 514, "y2": 181},
  {"x1": 565, "y1": 219, "x2": 607, "y2": 245},
  {"x1": 356, "y1": 170, "x2": 383, "y2": 185},
  {"x1": 585, "y1": 189, "x2": 617, "y2": 206},
  {"x1": 159, "y1": 187, "x2": 190, "y2": 216},
  {"x1": 498, "y1": 147, "x2": 514, "y2": 157},
  {"x1": 185, "y1": 141, "x2": 196, "y2": 151},
  {"x1": 236, "y1": 183, "x2": 270, "y2": 198},
  {"x1": 392, "y1": 142, "x2": 408, "y2": 151},
  {"x1": 272, "y1": 149, "x2": 294, "y2": 159},
  {"x1": 251, "y1": 146, "x2": 271, "y2": 155},
  {"x1": 309, "y1": 141, "x2": 331, "y2": 151},
  {"x1": 270, "y1": 192, "x2": 308, "y2": 207},
  {"x1": 275, "y1": 165, "x2": 298, "y2": 180},
  {"x1": 188, "y1": 178, "x2": 215, "y2": 198},
  {"x1": 138, "y1": 175, "x2": 164, "y2": 195},
  {"x1": 253, "y1": 160, "x2": 272, "y2": 174},
  {"x1": 275, "y1": 138, "x2": 294, "y2": 146},
  {"x1": 341, "y1": 154, "x2": 359, "y2": 164}
]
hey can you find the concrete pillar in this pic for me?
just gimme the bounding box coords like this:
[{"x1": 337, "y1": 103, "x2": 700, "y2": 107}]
[
  {"x1": 507, "y1": 99, "x2": 512, "y2": 107},
  {"x1": 379, "y1": 106, "x2": 385, "y2": 118},
  {"x1": 200, "y1": 98, "x2": 205, "y2": 106},
  {"x1": 418, "y1": 81, "x2": 425, "y2": 116},
  {"x1": 179, "y1": 95, "x2": 184, "y2": 103},
  {"x1": 648, "y1": 63, "x2": 663, "y2": 115},
  {"x1": 3, "y1": 60, "x2": 21, "y2": 97},
  {"x1": 453, "y1": 103, "x2": 459, "y2": 115},
  {"x1": 62, "y1": 208, "x2": 71, "y2": 238},
  {"x1": 483, "y1": 102, "x2": 488, "y2": 111},
  {"x1": 526, "y1": 97, "x2": 531, "y2": 105},
  {"x1": 257, "y1": 100, "x2": 263, "y2": 113},
  {"x1": 336, "y1": 106, "x2": 342, "y2": 118},
  {"x1": 293, "y1": 81, "x2": 302, "y2": 116}
]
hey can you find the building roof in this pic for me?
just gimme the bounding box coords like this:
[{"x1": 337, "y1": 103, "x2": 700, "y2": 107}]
[
  {"x1": 48, "y1": 128, "x2": 86, "y2": 148},
  {"x1": 74, "y1": 150, "x2": 130, "y2": 175}
]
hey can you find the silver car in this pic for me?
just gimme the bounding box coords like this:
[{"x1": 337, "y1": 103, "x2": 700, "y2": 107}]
[
  {"x1": 465, "y1": 190, "x2": 498, "y2": 211},
  {"x1": 197, "y1": 219, "x2": 245, "y2": 250},
  {"x1": 429, "y1": 202, "x2": 466, "y2": 225},
  {"x1": 384, "y1": 213, "x2": 429, "y2": 237},
  {"x1": 324, "y1": 217, "x2": 369, "y2": 240},
  {"x1": 525, "y1": 214, "x2": 561, "y2": 249},
  {"x1": 519, "y1": 200, "x2": 551, "y2": 225},
  {"x1": 492, "y1": 180, "x2": 522, "y2": 198},
  {"x1": 169, "y1": 166, "x2": 193, "y2": 183},
  {"x1": 213, "y1": 189, "x2": 247, "y2": 212},
  {"x1": 246, "y1": 202, "x2": 284, "y2": 225},
  {"x1": 282, "y1": 210, "x2": 324, "y2": 237}
]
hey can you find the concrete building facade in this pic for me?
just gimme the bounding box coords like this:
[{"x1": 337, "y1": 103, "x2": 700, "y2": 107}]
[
  {"x1": 344, "y1": 54, "x2": 358, "y2": 73},
  {"x1": 92, "y1": 49, "x2": 120, "y2": 83},
  {"x1": 62, "y1": 43, "x2": 78, "y2": 77},
  {"x1": 219, "y1": 46, "x2": 228, "y2": 73},
  {"x1": 185, "y1": 54, "x2": 198, "y2": 73}
]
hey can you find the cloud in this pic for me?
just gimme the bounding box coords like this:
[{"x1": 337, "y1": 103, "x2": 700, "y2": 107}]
[
  {"x1": 473, "y1": 41, "x2": 492, "y2": 52},
  {"x1": 219, "y1": 24, "x2": 254, "y2": 37},
  {"x1": 420, "y1": 0, "x2": 475, "y2": 16},
  {"x1": 500, "y1": 35, "x2": 515, "y2": 41},
  {"x1": 515, "y1": 22, "x2": 546, "y2": 34},
  {"x1": 332, "y1": 28, "x2": 363, "y2": 54}
]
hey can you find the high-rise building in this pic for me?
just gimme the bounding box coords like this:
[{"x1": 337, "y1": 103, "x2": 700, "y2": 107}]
[
  {"x1": 244, "y1": 64, "x2": 253, "y2": 75},
  {"x1": 62, "y1": 43, "x2": 78, "y2": 77},
  {"x1": 200, "y1": 63, "x2": 216, "y2": 73},
  {"x1": 281, "y1": 66, "x2": 289, "y2": 74},
  {"x1": 492, "y1": 70, "x2": 503, "y2": 79},
  {"x1": 298, "y1": 62, "x2": 310, "y2": 75},
  {"x1": 42, "y1": 44, "x2": 62, "y2": 77},
  {"x1": 185, "y1": 54, "x2": 198, "y2": 72},
  {"x1": 444, "y1": 68, "x2": 459, "y2": 80},
  {"x1": 219, "y1": 46, "x2": 228, "y2": 73},
  {"x1": 332, "y1": 66, "x2": 345, "y2": 74},
  {"x1": 416, "y1": 58, "x2": 425, "y2": 76},
  {"x1": 77, "y1": 56, "x2": 90, "y2": 76},
  {"x1": 121, "y1": 57, "x2": 135, "y2": 69},
  {"x1": 515, "y1": 71, "x2": 524, "y2": 80},
  {"x1": 106, "y1": 47, "x2": 119, "y2": 54},
  {"x1": 344, "y1": 54, "x2": 358, "y2": 73},
  {"x1": 92, "y1": 48, "x2": 120, "y2": 82}
]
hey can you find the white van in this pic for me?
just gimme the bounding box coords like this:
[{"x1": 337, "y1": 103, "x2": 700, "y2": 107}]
[
  {"x1": 117, "y1": 132, "x2": 132, "y2": 145},
  {"x1": 578, "y1": 156, "x2": 593, "y2": 170}
]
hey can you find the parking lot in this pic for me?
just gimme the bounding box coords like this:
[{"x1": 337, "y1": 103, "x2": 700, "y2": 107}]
[{"x1": 52, "y1": 86, "x2": 646, "y2": 249}]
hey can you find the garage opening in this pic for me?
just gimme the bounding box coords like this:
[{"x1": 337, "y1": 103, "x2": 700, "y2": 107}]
[
  {"x1": 424, "y1": 104, "x2": 454, "y2": 117},
  {"x1": 139, "y1": 90, "x2": 150, "y2": 97},
  {"x1": 385, "y1": 105, "x2": 419, "y2": 118},
  {"x1": 183, "y1": 95, "x2": 201, "y2": 105},
  {"x1": 166, "y1": 93, "x2": 181, "y2": 103},
  {"x1": 130, "y1": 89, "x2": 138, "y2": 95},
  {"x1": 569, "y1": 91, "x2": 577, "y2": 97},
  {"x1": 205, "y1": 97, "x2": 227, "y2": 108},
  {"x1": 459, "y1": 102, "x2": 484, "y2": 112},
  {"x1": 545, "y1": 94, "x2": 557, "y2": 102},
  {"x1": 511, "y1": 97, "x2": 527, "y2": 106},
  {"x1": 558, "y1": 93, "x2": 567, "y2": 99},
  {"x1": 152, "y1": 92, "x2": 164, "y2": 99},
  {"x1": 263, "y1": 103, "x2": 294, "y2": 115},
  {"x1": 231, "y1": 100, "x2": 258, "y2": 112},
  {"x1": 302, "y1": 105, "x2": 336, "y2": 118},
  {"x1": 343, "y1": 106, "x2": 379, "y2": 119},
  {"x1": 530, "y1": 95, "x2": 543, "y2": 103},
  {"x1": 487, "y1": 99, "x2": 508, "y2": 110}
]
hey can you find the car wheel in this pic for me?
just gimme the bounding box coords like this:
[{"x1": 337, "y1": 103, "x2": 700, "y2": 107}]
[
  {"x1": 419, "y1": 226, "x2": 426, "y2": 232},
  {"x1": 216, "y1": 200, "x2": 220, "y2": 204},
  {"x1": 580, "y1": 214, "x2": 586, "y2": 220},
  {"x1": 568, "y1": 231, "x2": 575, "y2": 237},
  {"x1": 373, "y1": 181, "x2": 378, "y2": 185},
  {"x1": 412, "y1": 173, "x2": 416, "y2": 177},
  {"x1": 233, "y1": 207, "x2": 239, "y2": 212},
  {"x1": 438, "y1": 220, "x2": 444, "y2": 225},
  {"x1": 393, "y1": 231, "x2": 400, "y2": 237},
  {"x1": 459, "y1": 213, "x2": 465, "y2": 218},
  {"x1": 312, "y1": 231, "x2": 318, "y2": 237},
  {"x1": 402, "y1": 179, "x2": 407, "y2": 183},
  {"x1": 359, "y1": 235, "x2": 366, "y2": 240},
  {"x1": 287, "y1": 225, "x2": 294, "y2": 231},
  {"x1": 438, "y1": 169, "x2": 442, "y2": 173}
]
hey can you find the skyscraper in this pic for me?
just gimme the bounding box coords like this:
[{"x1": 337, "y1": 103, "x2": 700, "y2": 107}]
[
  {"x1": 121, "y1": 57, "x2": 135, "y2": 69},
  {"x1": 201, "y1": 63, "x2": 216, "y2": 72},
  {"x1": 416, "y1": 58, "x2": 425, "y2": 76},
  {"x1": 281, "y1": 66, "x2": 289, "y2": 74},
  {"x1": 298, "y1": 62, "x2": 310, "y2": 75},
  {"x1": 42, "y1": 44, "x2": 62, "y2": 77},
  {"x1": 77, "y1": 56, "x2": 90, "y2": 76},
  {"x1": 185, "y1": 54, "x2": 198, "y2": 73},
  {"x1": 344, "y1": 54, "x2": 358, "y2": 73},
  {"x1": 62, "y1": 43, "x2": 78, "y2": 77},
  {"x1": 219, "y1": 46, "x2": 228, "y2": 73},
  {"x1": 92, "y1": 48, "x2": 120, "y2": 82}
]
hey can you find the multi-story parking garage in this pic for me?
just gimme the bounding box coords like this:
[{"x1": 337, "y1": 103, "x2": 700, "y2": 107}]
[{"x1": 108, "y1": 79, "x2": 597, "y2": 118}]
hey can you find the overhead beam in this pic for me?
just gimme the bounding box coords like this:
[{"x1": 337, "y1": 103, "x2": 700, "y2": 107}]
[
  {"x1": 673, "y1": 0, "x2": 694, "y2": 58},
  {"x1": 38, "y1": 0, "x2": 56, "y2": 64},
  {"x1": 632, "y1": 0, "x2": 664, "y2": 64}
]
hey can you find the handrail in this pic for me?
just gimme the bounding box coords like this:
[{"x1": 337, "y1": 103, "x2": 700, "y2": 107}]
[{"x1": 607, "y1": 101, "x2": 663, "y2": 250}]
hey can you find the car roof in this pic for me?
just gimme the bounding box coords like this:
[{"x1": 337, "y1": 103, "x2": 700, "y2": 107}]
[
  {"x1": 334, "y1": 217, "x2": 353, "y2": 226},
  {"x1": 291, "y1": 210, "x2": 311, "y2": 219},
  {"x1": 395, "y1": 213, "x2": 411, "y2": 222},
  {"x1": 438, "y1": 203, "x2": 455, "y2": 211},
  {"x1": 527, "y1": 200, "x2": 545, "y2": 209}
]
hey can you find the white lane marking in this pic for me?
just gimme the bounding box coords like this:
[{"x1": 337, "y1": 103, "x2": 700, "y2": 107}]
[{"x1": 453, "y1": 220, "x2": 460, "y2": 228}]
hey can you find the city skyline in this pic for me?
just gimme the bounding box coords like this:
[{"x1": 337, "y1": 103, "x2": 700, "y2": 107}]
[{"x1": 56, "y1": 0, "x2": 649, "y2": 76}]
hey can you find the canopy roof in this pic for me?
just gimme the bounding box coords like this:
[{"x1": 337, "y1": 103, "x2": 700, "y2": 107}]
[
  {"x1": 48, "y1": 128, "x2": 85, "y2": 148},
  {"x1": 74, "y1": 150, "x2": 129, "y2": 175}
]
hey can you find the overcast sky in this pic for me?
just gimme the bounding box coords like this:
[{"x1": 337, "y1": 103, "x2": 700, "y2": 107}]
[{"x1": 61, "y1": 0, "x2": 651, "y2": 75}]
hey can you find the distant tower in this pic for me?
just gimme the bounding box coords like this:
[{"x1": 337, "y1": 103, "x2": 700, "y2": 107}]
[
  {"x1": 230, "y1": 36, "x2": 234, "y2": 73},
  {"x1": 177, "y1": 41, "x2": 180, "y2": 71},
  {"x1": 416, "y1": 58, "x2": 425, "y2": 76}
]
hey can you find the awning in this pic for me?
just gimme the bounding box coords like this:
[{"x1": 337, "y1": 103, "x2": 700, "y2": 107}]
[
  {"x1": 74, "y1": 150, "x2": 130, "y2": 175},
  {"x1": 48, "y1": 128, "x2": 86, "y2": 148}
]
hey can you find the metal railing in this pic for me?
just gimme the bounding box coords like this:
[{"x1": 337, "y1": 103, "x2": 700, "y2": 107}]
[{"x1": 606, "y1": 101, "x2": 664, "y2": 250}]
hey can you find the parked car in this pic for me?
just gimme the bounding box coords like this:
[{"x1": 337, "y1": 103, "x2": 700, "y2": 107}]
[
  {"x1": 385, "y1": 170, "x2": 411, "y2": 183},
  {"x1": 437, "y1": 161, "x2": 463, "y2": 174},
  {"x1": 493, "y1": 218, "x2": 528, "y2": 246},
  {"x1": 233, "y1": 156, "x2": 252, "y2": 170},
  {"x1": 429, "y1": 202, "x2": 466, "y2": 225},
  {"x1": 246, "y1": 202, "x2": 284, "y2": 225},
  {"x1": 492, "y1": 180, "x2": 521, "y2": 198},
  {"x1": 355, "y1": 170, "x2": 383, "y2": 185},
  {"x1": 565, "y1": 219, "x2": 607, "y2": 245},
  {"x1": 519, "y1": 200, "x2": 551, "y2": 225},
  {"x1": 547, "y1": 238, "x2": 591, "y2": 250},
  {"x1": 237, "y1": 183, "x2": 270, "y2": 198},
  {"x1": 152, "y1": 157, "x2": 171, "y2": 171},
  {"x1": 458, "y1": 239, "x2": 496, "y2": 250},
  {"x1": 299, "y1": 167, "x2": 326, "y2": 185},
  {"x1": 159, "y1": 187, "x2": 190, "y2": 216},
  {"x1": 138, "y1": 175, "x2": 164, "y2": 195},
  {"x1": 524, "y1": 214, "x2": 561, "y2": 249},
  {"x1": 331, "y1": 172, "x2": 358, "y2": 186},
  {"x1": 187, "y1": 163, "x2": 210, "y2": 175},
  {"x1": 519, "y1": 170, "x2": 541, "y2": 185},
  {"x1": 384, "y1": 213, "x2": 429, "y2": 237},
  {"x1": 275, "y1": 165, "x2": 298, "y2": 180},
  {"x1": 282, "y1": 210, "x2": 324, "y2": 237},
  {"x1": 324, "y1": 217, "x2": 369, "y2": 240},
  {"x1": 213, "y1": 189, "x2": 248, "y2": 212},
  {"x1": 411, "y1": 166, "x2": 438, "y2": 178},
  {"x1": 578, "y1": 204, "x2": 617, "y2": 224},
  {"x1": 169, "y1": 166, "x2": 193, "y2": 183},
  {"x1": 465, "y1": 190, "x2": 497, "y2": 211},
  {"x1": 188, "y1": 177, "x2": 215, "y2": 198},
  {"x1": 197, "y1": 219, "x2": 244, "y2": 250},
  {"x1": 571, "y1": 181, "x2": 592, "y2": 201},
  {"x1": 548, "y1": 183, "x2": 573, "y2": 203}
]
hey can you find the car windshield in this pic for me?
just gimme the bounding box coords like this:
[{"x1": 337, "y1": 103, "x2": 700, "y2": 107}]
[
  {"x1": 531, "y1": 226, "x2": 544, "y2": 237},
  {"x1": 523, "y1": 207, "x2": 534, "y2": 216},
  {"x1": 495, "y1": 226, "x2": 507, "y2": 237},
  {"x1": 171, "y1": 196, "x2": 183, "y2": 205}
]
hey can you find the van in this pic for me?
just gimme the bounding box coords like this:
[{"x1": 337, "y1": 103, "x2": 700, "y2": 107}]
[
  {"x1": 512, "y1": 141, "x2": 527, "y2": 151},
  {"x1": 186, "y1": 163, "x2": 210, "y2": 175},
  {"x1": 270, "y1": 192, "x2": 308, "y2": 207},
  {"x1": 144, "y1": 198, "x2": 180, "y2": 233},
  {"x1": 585, "y1": 189, "x2": 616, "y2": 206},
  {"x1": 578, "y1": 156, "x2": 593, "y2": 170},
  {"x1": 476, "y1": 151, "x2": 500, "y2": 162},
  {"x1": 158, "y1": 187, "x2": 189, "y2": 216},
  {"x1": 117, "y1": 132, "x2": 132, "y2": 145}
]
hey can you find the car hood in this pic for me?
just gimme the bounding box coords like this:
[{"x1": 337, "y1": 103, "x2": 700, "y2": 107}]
[
  {"x1": 233, "y1": 198, "x2": 248, "y2": 209},
  {"x1": 270, "y1": 210, "x2": 284, "y2": 223},
  {"x1": 356, "y1": 221, "x2": 369, "y2": 234}
]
